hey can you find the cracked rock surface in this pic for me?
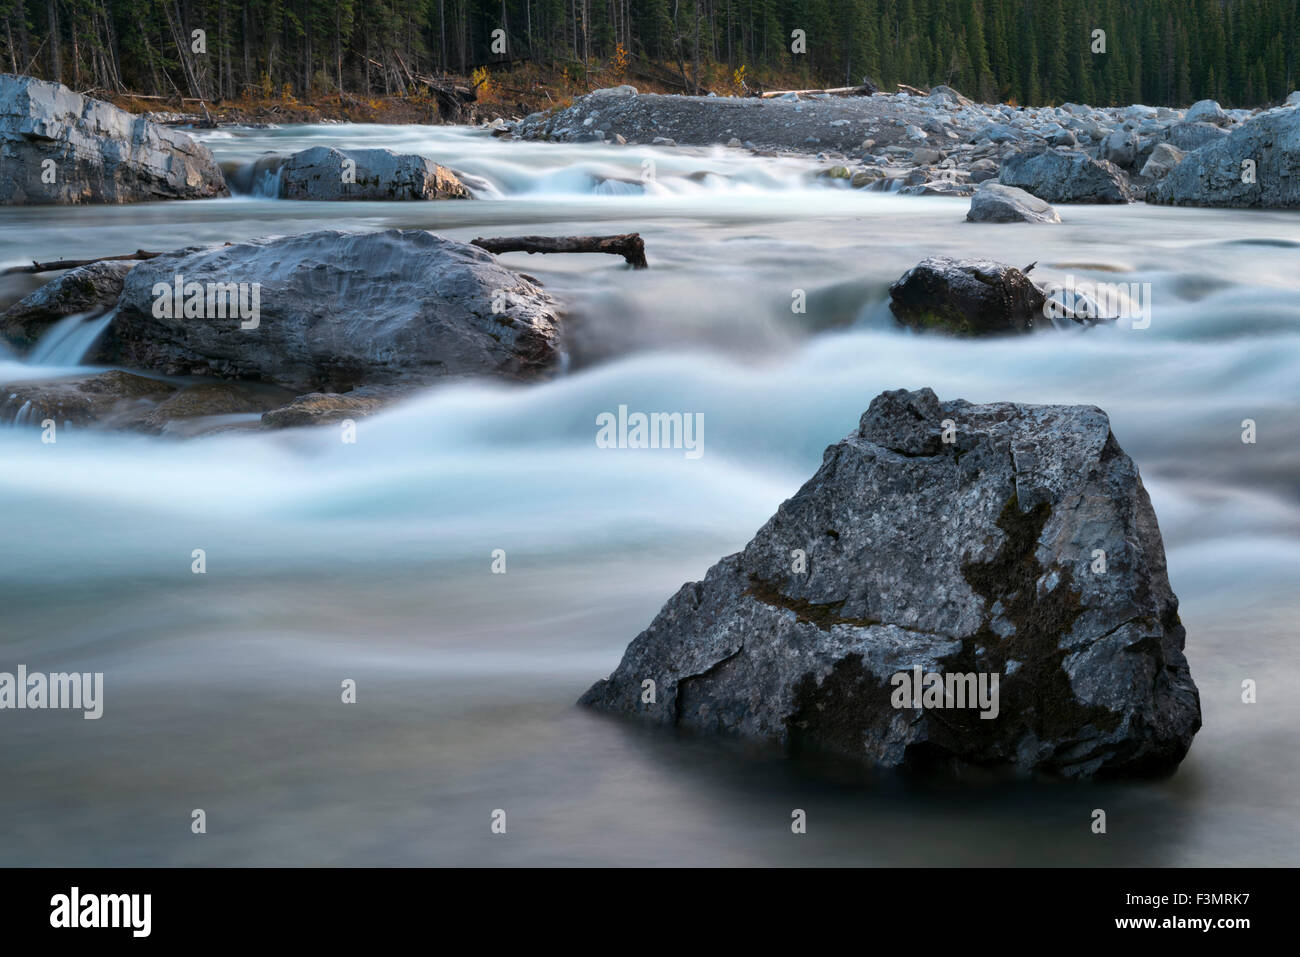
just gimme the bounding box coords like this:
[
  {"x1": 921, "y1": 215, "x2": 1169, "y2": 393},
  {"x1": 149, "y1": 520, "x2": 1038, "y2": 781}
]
[{"x1": 580, "y1": 387, "x2": 1201, "y2": 778}]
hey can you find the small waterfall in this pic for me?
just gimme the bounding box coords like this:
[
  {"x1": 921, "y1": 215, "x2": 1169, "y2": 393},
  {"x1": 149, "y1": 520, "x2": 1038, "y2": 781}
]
[
  {"x1": 11, "y1": 400, "x2": 35, "y2": 426},
  {"x1": 253, "y1": 164, "x2": 286, "y2": 198},
  {"x1": 222, "y1": 153, "x2": 289, "y2": 197},
  {"x1": 27, "y1": 309, "x2": 116, "y2": 366}
]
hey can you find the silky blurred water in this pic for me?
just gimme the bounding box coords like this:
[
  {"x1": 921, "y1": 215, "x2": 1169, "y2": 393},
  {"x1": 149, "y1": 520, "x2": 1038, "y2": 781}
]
[{"x1": 0, "y1": 124, "x2": 1297, "y2": 865}]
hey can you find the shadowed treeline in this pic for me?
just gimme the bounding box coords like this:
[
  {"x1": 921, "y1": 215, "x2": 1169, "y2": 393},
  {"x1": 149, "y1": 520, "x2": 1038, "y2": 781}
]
[{"x1": 0, "y1": 0, "x2": 1296, "y2": 108}]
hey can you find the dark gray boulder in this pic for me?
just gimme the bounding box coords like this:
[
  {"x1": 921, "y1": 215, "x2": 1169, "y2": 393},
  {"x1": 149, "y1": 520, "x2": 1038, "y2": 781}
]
[
  {"x1": 580, "y1": 388, "x2": 1201, "y2": 778},
  {"x1": 109, "y1": 229, "x2": 562, "y2": 392},
  {"x1": 0, "y1": 73, "x2": 228, "y2": 204},
  {"x1": 998, "y1": 146, "x2": 1133, "y2": 203},
  {"x1": 1148, "y1": 104, "x2": 1300, "y2": 208},
  {"x1": 889, "y1": 257, "x2": 1048, "y2": 335},
  {"x1": 1, "y1": 259, "x2": 134, "y2": 349}
]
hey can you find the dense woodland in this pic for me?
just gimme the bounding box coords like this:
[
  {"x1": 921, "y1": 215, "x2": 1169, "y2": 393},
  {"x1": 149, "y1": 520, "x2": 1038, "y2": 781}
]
[{"x1": 0, "y1": 0, "x2": 1297, "y2": 108}]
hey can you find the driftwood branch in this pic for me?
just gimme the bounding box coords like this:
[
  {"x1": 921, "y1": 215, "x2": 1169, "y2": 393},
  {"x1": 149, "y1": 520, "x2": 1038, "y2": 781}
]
[
  {"x1": 2, "y1": 249, "x2": 164, "y2": 275},
  {"x1": 756, "y1": 82, "x2": 879, "y2": 98},
  {"x1": 471, "y1": 234, "x2": 648, "y2": 269},
  {"x1": 897, "y1": 83, "x2": 930, "y2": 96}
]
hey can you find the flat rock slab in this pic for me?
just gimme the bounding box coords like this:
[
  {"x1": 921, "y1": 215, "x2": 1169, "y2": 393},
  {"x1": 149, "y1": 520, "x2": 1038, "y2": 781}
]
[
  {"x1": 109, "y1": 228, "x2": 563, "y2": 393},
  {"x1": 0, "y1": 74, "x2": 228, "y2": 204},
  {"x1": 581, "y1": 388, "x2": 1201, "y2": 778}
]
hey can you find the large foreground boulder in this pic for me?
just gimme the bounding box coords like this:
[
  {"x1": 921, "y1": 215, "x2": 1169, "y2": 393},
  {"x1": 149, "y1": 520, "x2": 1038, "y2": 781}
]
[
  {"x1": 998, "y1": 146, "x2": 1133, "y2": 203},
  {"x1": 966, "y1": 182, "x2": 1061, "y2": 223},
  {"x1": 1148, "y1": 105, "x2": 1300, "y2": 207},
  {"x1": 274, "y1": 147, "x2": 471, "y2": 200},
  {"x1": 889, "y1": 257, "x2": 1048, "y2": 335},
  {"x1": 0, "y1": 73, "x2": 228, "y2": 204},
  {"x1": 581, "y1": 388, "x2": 1201, "y2": 778},
  {"x1": 0, "y1": 259, "x2": 135, "y2": 348},
  {"x1": 110, "y1": 229, "x2": 562, "y2": 392}
]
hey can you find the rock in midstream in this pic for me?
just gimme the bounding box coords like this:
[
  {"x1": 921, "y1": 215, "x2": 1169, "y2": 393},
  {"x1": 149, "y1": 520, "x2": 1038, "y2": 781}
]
[
  {"x1": 889, "y1": 257, "x2": 1049, "y2": 335},
  {"x1": 268, "y1": 146, "x2": 472, "y2": 200},
  {"x1": 109, "y1": 229, "x2": 562, "y2": 393},
  {"x1": 580, "y1": 388, "x2": 1201, "y2": 778},
  {"x1": 966, "y1": 182, "x2": 1061, "y2": 224}
]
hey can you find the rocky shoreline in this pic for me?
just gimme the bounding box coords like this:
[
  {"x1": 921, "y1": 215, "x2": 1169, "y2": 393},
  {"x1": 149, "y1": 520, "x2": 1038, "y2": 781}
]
[{"x1": 512, "y1": 83, "x2": 1300, "y2": 206}]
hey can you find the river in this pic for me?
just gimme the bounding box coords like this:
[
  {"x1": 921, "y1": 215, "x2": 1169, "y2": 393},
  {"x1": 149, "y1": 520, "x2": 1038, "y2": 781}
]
[{"x1": 1, "y1": 123, "x2": 1297, "y2": 865}]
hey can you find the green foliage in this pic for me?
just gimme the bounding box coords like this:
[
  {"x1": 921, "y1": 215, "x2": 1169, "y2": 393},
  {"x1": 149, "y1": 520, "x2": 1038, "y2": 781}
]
[{"x1": 0, "y1": 0, "x2": 1295, "y2": 107}]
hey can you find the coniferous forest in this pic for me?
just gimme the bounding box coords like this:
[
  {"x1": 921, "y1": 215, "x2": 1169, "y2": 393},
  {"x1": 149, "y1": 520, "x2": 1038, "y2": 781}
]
[{"x1": 0, "y1": 0, "x2": 1296, "y2": 108}]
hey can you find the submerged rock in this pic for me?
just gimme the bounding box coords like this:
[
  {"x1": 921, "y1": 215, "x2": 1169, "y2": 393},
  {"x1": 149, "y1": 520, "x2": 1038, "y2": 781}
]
[
  {"x1": 261, "y1": 390, "x2": 393, "y2": 428},
  {"x1": 889, "y1": 257, "x2": 1047, "y2": 335},
  {"x1": 0, "y1": 259, "x2": 134, "y2": 348},
  {"x1": 966, "y1": 182, "x2": 1061, "y2": 223},
  {"x1": 274, "y1": 146, "x2": 472, "y2": 200},
  {"x1": 0, "y1": 370, "x2": 176, "y2": 427},
  {"x1": 0, "y1": 74, "x2": 228, "y2": 204},
  {"x1": 1148, "y1": 105, "x2": 1300, "y2": 207},
  {"x1": 998, "y1": 146, "x2": 1133, "y2": 203},
  {"x1": 580, "y1": 388, "x2": 1201, "y2": 778},
  {"x1": 121, "y1": 382, "x2": 288, "y2": 434},
  {"x1": 110, "y1": 229, "x2": 562, "y2": 393}
]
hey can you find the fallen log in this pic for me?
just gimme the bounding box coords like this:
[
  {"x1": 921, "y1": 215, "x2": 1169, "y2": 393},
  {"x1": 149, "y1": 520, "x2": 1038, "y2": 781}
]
[
  {"x1": 756, "y1": 82, "x2": 879, "y2": 98},
  {"x1": 471, "y1": 234, "x2": 648, "y2": 269},
  {"x1": 897, "y1": 83, "x2": 929, "y2": 96},
  {"x1": 2, "y1": 249, "x2": 164, "y2": 275}
]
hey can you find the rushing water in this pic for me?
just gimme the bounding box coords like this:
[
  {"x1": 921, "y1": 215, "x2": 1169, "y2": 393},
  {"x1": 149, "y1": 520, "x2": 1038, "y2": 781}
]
[{"x1": 1, "y1": 124, "x2": 1298, "y2": 865}]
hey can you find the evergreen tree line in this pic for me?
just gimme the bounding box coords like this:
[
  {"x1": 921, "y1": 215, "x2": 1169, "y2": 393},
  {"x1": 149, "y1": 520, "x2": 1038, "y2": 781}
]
[{"x1": 0, "y1": 0, "x2": 1296, "y2": 108}]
